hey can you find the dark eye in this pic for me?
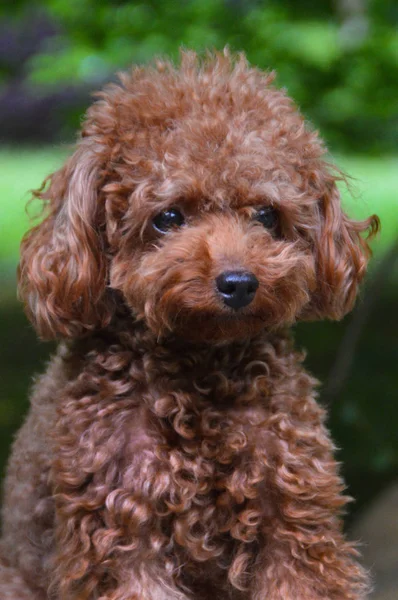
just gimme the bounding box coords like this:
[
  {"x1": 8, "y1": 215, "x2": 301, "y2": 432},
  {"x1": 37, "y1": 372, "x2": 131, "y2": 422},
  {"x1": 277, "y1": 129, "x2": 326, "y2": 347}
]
[
  {"x1": 152, "y1": 208, "x2": 185, "y2": 233},
  {"x1": 253, "y1": 206, "x2": 279, "y2": 230}
]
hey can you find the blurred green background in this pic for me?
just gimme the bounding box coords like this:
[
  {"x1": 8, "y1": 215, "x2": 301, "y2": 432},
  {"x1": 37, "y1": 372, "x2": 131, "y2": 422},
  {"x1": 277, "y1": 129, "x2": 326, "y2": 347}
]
[{"x1": 0, "y1": 0, "x2": 397, "y2": 538}]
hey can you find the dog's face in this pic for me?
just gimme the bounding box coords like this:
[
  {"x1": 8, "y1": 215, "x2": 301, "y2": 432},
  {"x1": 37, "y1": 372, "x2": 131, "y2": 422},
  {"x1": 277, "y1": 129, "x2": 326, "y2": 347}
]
[
  {"x1": 107, "y1": 128, "x2": 317, "y2": 342},
  {"x1": 19, "y1": 52, "x2": 378, "y2": 342}
]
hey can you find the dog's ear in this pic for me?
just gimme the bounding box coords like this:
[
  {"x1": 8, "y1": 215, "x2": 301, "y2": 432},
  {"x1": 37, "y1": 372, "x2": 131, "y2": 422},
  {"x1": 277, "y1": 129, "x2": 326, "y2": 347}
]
[
  {"x1": 18, "y1": 141, "x2": 113, "y2": 339},
  {"x1": 304, "y1": 183, "x2": 379, "y2": 321}
]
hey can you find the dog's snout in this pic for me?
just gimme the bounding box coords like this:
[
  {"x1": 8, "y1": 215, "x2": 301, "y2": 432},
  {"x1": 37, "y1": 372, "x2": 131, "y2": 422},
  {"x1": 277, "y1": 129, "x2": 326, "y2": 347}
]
[{"x1": 216, "y1": 270, "x2": 259, "y2": 310}]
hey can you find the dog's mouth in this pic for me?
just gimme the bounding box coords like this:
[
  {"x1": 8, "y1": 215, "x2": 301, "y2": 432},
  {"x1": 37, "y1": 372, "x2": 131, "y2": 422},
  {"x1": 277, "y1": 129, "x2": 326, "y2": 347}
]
[
  {"x1": 167, "y1": 307, "x2": 268, "y2": 343},
  {"x1": 212, "y1": 310, "x2": 266, "y2": 324}
]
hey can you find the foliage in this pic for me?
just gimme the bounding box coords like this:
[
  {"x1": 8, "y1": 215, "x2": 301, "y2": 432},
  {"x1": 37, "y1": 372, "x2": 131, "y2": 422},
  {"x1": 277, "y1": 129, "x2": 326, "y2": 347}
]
[{"x1": 0, "y1": 0, "x2": 397, "y2": 151}]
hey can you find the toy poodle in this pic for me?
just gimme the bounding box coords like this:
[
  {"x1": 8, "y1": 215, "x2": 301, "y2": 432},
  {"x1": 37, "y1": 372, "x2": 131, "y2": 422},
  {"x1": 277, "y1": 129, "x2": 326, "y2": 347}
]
[{"x1": 0, "y1": 50, "x2": 379, "y2": 600}]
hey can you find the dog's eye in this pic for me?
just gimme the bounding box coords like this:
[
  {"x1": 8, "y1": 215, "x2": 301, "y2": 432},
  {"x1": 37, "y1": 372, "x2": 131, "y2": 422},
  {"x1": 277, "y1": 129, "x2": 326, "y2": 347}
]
[
  {"x1": 152, "y1": 208, "x2": 185, "y2": 233},
  {"x1": 253, "y1": 206, "x2": 279, "y2": 230}
]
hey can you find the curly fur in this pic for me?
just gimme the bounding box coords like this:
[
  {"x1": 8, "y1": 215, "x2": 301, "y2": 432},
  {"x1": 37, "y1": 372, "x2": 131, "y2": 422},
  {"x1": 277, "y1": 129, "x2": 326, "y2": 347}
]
[{"x1": 0, "y1": 50, "x2": 379, "y2": 599}]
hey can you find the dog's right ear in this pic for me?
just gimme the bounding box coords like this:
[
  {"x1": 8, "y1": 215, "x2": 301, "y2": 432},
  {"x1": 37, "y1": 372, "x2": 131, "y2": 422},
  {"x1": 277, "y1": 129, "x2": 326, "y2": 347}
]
[{"x1": 18, "y1": 141, "x2": 113, "y2": 339}]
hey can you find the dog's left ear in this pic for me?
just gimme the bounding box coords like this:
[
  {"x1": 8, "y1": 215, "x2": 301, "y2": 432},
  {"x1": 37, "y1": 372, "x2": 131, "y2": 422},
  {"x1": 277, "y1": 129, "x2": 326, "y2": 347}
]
[
  {"x1": 304, "y1": 182, "x2": 379, "y2": 321},
  {"x1": 18, "y1": 140, "x2": 113, "y2": 339}
]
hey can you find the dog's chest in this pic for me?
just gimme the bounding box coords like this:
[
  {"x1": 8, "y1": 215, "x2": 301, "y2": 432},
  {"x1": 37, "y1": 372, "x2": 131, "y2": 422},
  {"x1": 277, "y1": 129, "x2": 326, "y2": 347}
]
[
  {"x1": 52, "y1": 340, "x2": 280, "y2": 595},
  {"x1": 118, "y1": 373, "x2": 272, "y2": 567}
]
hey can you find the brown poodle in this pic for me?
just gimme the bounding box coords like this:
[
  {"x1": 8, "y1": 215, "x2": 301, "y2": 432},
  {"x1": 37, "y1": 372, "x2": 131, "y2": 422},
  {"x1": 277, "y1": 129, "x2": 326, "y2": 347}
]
[{"x1": 0, "y1": 50, "x2": 379, "y2": 600}]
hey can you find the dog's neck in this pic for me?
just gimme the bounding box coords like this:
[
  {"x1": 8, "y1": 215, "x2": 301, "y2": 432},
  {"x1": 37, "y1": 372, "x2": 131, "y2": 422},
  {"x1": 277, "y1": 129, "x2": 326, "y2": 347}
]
[{"x1": 67, "y1": 315, "x2": 294, "y2": 390}]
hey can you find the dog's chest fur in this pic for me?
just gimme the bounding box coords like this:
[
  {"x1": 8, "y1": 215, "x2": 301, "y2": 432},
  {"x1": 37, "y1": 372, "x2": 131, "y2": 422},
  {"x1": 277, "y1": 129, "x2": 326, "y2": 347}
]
[{"x1": 51, "y1": 325, "x2": 314, "y2": 594}]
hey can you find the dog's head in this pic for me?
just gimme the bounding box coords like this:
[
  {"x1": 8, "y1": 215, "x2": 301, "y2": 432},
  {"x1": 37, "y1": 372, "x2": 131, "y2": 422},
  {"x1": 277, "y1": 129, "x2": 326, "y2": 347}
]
[{"x1": 19, "y1": 51, "x2": 379, "y2": 343}]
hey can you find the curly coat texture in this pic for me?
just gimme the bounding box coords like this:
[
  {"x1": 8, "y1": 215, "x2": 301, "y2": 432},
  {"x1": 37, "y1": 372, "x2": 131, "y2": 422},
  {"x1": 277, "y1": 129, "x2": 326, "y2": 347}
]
[{"x1": 1, "y1": 51, "x2": 379, "y2": 600}]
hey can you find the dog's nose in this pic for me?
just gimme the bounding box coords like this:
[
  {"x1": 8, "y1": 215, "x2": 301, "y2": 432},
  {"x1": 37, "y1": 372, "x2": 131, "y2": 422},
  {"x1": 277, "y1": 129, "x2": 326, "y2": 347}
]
[{"x1": 216, "y1": 270, "x2": 259, "y2": 310}]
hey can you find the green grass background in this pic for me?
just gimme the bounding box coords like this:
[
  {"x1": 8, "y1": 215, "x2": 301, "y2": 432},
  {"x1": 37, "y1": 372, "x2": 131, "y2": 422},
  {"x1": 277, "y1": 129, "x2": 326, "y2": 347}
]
[{"x1": 1, "y1": 147, "x2": 69, "y2": 269}]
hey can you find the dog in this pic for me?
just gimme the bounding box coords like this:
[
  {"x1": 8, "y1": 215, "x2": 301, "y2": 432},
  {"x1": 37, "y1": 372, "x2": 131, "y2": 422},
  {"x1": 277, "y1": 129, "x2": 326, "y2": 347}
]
[{"x1": 0, "y1": 50, "x2": 379, "y2": 600}]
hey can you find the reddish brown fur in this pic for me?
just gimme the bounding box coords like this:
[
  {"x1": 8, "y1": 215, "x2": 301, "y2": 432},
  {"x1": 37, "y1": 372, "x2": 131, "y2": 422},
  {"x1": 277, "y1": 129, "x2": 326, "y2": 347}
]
[{"x1": 1, "y1": 50, "x2": 378, "y2": 599}]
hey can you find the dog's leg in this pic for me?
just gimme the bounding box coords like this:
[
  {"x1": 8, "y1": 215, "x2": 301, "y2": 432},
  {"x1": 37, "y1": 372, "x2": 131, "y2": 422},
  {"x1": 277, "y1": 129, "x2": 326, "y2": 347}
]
[
  {"x1": 251, "y1": 540, "x2": 369, "y2": 600},
  {"x1": 250, "y1": 402, "x2": 370, "y2": 600},
  {"x1": 250, "y1": 500, "x2": 370, "y2": 599}
]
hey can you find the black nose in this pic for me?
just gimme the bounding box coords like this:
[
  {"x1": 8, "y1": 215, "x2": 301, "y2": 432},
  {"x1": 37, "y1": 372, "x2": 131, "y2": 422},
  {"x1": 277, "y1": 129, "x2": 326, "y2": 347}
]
[{"x1": 216, "y1": 270, "x2": 259, "y2": 310}]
